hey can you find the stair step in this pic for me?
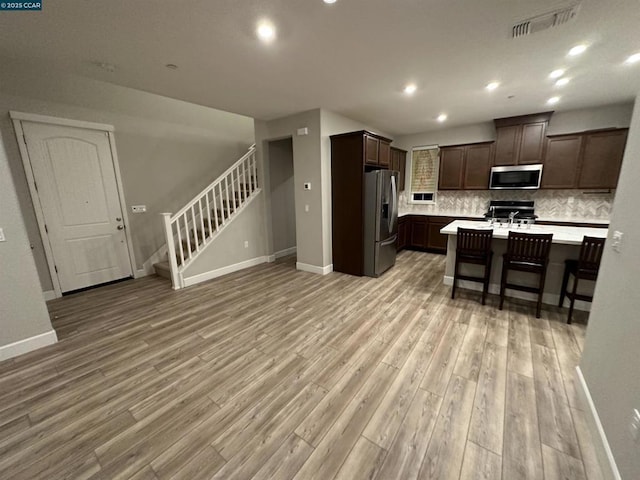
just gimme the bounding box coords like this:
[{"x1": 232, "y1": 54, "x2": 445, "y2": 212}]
[{"x1": 153, "y1": 261, "x2": 171, "y2": 280}]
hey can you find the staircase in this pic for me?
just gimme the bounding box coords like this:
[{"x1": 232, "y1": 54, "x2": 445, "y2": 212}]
[{"x1": 154, "y1": 144, "x2": 259, "y2": 289}]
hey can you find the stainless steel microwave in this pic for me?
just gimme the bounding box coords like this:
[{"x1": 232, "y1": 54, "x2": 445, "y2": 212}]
[{"x1": 489, "y1": 164, "x2": 543, "y2": 190}]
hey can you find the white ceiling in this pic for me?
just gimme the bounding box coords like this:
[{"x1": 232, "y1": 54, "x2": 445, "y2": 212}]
[{"x1": 1, "y1": 0, "x2": 639, "y2": 135}]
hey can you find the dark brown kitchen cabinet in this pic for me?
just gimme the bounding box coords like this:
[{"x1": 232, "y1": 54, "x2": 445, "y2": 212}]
[
  {"x1": 439, "y1": 142, "x2": 493, "y2": 190},
  {"x1": 463, "y1": 143, "x2": 494, "y2": 189},
  {"x1": 439, "y1": 146, "x2": 465, "y2": 190},
  {"x1": 577, "y1": 129, "x2": 628, "y2": 189},
  {"x1": 426, "y1": 217, "x2": 452, "y2": 253},
  {"x1": 494, "y1": 112, "x2": 552, "y2": 166},
  {"x1": 330, "y1": 130, "x2": 394, "y2": 276},
  {"x1": 409, "y1": 217, "x2": 428, "y2": 248},
  {"x1": 390, "y1": 147, "x2": 407, "y2": 191},
  {"x1": 363, "y1": 133, "x2": 392, "y2": 167},
  {"x1": 397, "y1": 216, "x2": 408, "y2": 251},
  {"x1": 541, "y1": 134, "x2": 583, "y2": 188}
]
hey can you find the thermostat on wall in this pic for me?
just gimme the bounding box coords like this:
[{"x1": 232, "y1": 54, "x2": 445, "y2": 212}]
[{"x1": 297, "y1": 127, "x2": 309, "y2": 136}]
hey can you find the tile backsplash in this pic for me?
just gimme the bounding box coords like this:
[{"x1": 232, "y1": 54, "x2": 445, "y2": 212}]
[{"x1": 399, "y1": 189, "x2": 614, "y2": 223}]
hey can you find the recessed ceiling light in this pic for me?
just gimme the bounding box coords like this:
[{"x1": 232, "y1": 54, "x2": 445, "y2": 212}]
[
  {"x1": 547, "y1": 96, "x2": 560, "y2": 105},
  {"x1": 625, "y1": 53, "x2": 640, "y2": 64},
  {"x1": 323, "y1": 0, "x2": 337, "y2": 3},
  {"x1": 485, "y1": 82, "x2": 500, "y2": 91},
  {"x1": 403, "y1": 84, "x2": 417, "y2": 95},
  {"x1": 165, "y1": 64, "x2": 178, "y2": 70},
  {"x1": 256, "y1": 20, "x2": 276, "y2": 42},
  {"x1": 555, "y1": 77, "x2": 570, "y2": 86},
  {"x1": 437, "y1": 114, "x2": 448, "y2": 122},
  {"x1": 549, "y1": 69, "x2": 565, "y2": 79},
  {"x1": 568, "y1": 44, "x2": 588, "y2": 56}
]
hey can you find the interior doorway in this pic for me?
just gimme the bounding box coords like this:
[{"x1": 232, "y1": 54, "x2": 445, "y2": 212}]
[
  {"x1": 12, "y1": 113, "x2": 135, "y2": 296},
  {"x1": 267, "y1": 138, "x2": 296, "y2": 265}
]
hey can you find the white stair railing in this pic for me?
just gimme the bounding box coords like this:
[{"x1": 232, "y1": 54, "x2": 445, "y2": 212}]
[{"x1": 161, "y1": 145, "x2": 259, "y2": 288}]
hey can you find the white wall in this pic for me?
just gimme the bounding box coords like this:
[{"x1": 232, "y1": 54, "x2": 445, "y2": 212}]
[
  {"x1": 255, "y1": 109, "x2": 324, "y2": 269},
  {"x1": 0, "y1": 128, "x2": 55, "y2": 356},
  {"x1": 268, "y1": 138, "x2": 296, "y2": 254},
  {"x1": 579, "y1": 97, "x2": 640, "y2": 480},
  {"x1": 0, "y1": 60, "x2": 254, "y2": 291}
]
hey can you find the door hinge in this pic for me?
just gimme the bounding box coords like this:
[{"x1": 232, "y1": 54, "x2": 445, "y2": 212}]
[
  {"x1": 23, "y1": 134, "x2": 27, "y2": 145},
  {"x1": 54, "y1": 265, "x2": 58, "y2": 273},
  {"x1": 34, "y1": 180, "x2": 38, "y2": 191},
  {"x1": 44, "y1": 224, "x2": 48, "y2": 234}
]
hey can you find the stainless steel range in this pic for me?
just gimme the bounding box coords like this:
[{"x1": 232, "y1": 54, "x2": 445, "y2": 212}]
[{"x1": 484, "y1": 200, "x2": 537, "y2": 225}]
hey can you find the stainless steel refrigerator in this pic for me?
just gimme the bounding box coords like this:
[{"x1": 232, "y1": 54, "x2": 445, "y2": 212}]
[{"x1": 363, "y1": 170, "x2": 399, "y2": 277}]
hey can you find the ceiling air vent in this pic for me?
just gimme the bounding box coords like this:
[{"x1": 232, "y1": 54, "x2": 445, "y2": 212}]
[{"x1": 512, "y1": 4, "x2": 581, "y2": 38}]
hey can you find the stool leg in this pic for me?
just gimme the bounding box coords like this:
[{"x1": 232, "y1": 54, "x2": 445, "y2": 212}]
[
  {"x1": 559, "y1": 263, "x2": 571, "y2": 308},
  {"x1": 452, "y1": 257, "x2": 459, "y2": 300},
  {"x1": 482, "y1": 255, "x2": 492, "y2": 306},
  {"x1": 536, "y1": 264, "x2": 548, "y2": 319},
  {"x1": 568, "y1": 274, "x2": 579, "y2": 324},
  {"x1": 499, "y1": 260, "x2": 508, "y2": 311}
]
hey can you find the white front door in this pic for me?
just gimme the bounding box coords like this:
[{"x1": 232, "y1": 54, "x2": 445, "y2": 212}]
[{"x1": 22, "y1": 121, "x2": 132, "y2": 293}]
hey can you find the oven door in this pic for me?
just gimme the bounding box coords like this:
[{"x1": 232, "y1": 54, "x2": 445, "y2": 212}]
[{"x1": 489, "y1": 164, "x2": 543, "y2": 189}]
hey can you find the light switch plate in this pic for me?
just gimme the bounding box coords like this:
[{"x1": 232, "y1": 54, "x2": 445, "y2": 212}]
[
  {"x1": 304, "y1": 182, "x2": 311, "y2": 190},
  {"x1": 612, "y1": 231, "x2": 623, "y2": 253},
  {"x1": 131, "y1": 205, "x2": 147, "y2": 213},
  {"x1": 0, "y1": 228, "x2": 5, "y2": 242}
]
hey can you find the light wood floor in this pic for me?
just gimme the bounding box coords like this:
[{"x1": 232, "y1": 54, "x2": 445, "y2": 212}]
[{"x1": 0, "y1": 250, "x2": 603, "y2": 480}]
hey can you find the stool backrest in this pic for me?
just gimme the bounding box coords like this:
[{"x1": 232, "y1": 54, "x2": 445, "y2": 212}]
[
  {"x1": 506, "y1": 231, "x2": 553, "y2": 263},
  {"x1": 457, "y1": 227, "x2": 493, "y2": 254},
  {"x1": 578, "y1": 236, "x2": 606, "y2": 273}
]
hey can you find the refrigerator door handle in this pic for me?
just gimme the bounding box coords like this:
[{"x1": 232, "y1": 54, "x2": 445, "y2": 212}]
[
  {"x1": 389, "y1": 174, "x2": 397, "y2": 232},
  {"x1": 380, "y1": 234, "x2": 398, "y2": 247}
]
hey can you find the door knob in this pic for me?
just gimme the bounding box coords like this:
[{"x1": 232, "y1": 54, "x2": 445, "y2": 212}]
[
  {"x1": 117, "y1": 225, "x2": 125, "y2": 230},
  {"x1": 116, "y1": 217, "x2": 122, "y2": 221}
]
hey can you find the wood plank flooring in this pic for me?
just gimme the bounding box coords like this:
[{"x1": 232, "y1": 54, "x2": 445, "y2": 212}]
[{"x1": 0, "y1": 250, "x2": 604, "y2": 480}]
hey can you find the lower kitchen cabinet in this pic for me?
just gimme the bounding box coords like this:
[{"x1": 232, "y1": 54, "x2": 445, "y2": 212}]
[
  {"x1": 397, "y1": 216, "x2": 409, "y2": 251},
  {"x1": 426, "y1": 217, "x2": 452, "y2": 253},
  {"x1": 399, "y1": 215, "x2": 452, "y2": 254}
]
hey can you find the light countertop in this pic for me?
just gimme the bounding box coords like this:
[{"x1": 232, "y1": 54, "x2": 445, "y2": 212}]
[
  {"x1": 440, "y1": 220, "x2": 608, "y2": 246},
  {"x1": 398, "y1": 211, "x2": 609, "y2": 225}
]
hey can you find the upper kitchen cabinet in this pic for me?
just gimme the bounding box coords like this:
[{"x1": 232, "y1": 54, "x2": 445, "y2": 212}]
[
  {"x1": 439, "y1": 142, "x2": 493, "y2": 190},
  {"x1": 362, "y1": 131, "x2": 392, "y2": 167},
  {"x1": 577, "y1": 129, "x2": 628, "y2": 189},
  {"x1": 493, "y1": 112, "x2": 553, "y2": 165},
  {"x1": 541, "y1": 134, "x2": 583, "y2": 189},
  {"x1": 390, "y1": 147, "x2": 407, "y2": 190},
  {"x1": 439, "y1": 146, "x2": 465, "y2": 189}
]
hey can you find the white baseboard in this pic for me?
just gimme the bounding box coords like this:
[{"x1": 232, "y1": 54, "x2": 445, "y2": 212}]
[
  {"x1": 296, "y1": 262, "x2": 333, "y2": 275},
  {"x1": 141, "y1": 244, "x2": 168, "y2": 276},
  {"x1": 443, "y1": 275, "x2": 591, "y2": 311},
  {"x1": 275, "y1": 246, "x2": 297, "y2": 259},
  {"x1": 181, "y1": 256, "x2": 269, "y2": 287},
  {"x1": 42, "y1": 290, "x2": 57, "y2": 301},
  {"x1": 0, "y1": 330, "x2": 58, "y2": 362},
  {"x1": 575, "y1": 366, "x2": 621, "y2": 480}
]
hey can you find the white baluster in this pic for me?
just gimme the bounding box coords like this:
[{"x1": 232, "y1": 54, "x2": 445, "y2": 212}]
[
  {"x1": 205, "y1": 191, "x2": 212, "y2": 237},
  {"x1": 176, "y1": 216, "x2": 185, "y2": 265},
  {"x1": 161, "y1": 213, "x2": 180, "y2": 289},
  {"x1": 212, "y1": 184, "x2": 220, "y2": 229}
]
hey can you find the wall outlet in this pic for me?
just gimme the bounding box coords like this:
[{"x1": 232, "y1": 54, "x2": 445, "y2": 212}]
[
  {"x1": 244, "y1": 240, "x2": 249, "y2": 248},
  {"x1": 630, "y1": 409, "x2": 640, "y2": 443},
  {"x1": 304, "y1": 182, "x2": 311, "y2": 190},
  {"x1": 305, "y1": 204, "x2": 309, "y2": 212},
  {"x1": 131, "y1": 205, "x2": 147, "y2": 213},
  {"x1": 0, "y1": 228, "x2": 5, "y2": 242},
  {"x1": 612, "y1": 230, "x2": 623, "y2": 253}
]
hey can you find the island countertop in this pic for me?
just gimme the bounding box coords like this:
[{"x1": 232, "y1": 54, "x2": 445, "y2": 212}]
[{"x1": 440, "y1": 220, "x2": 608, "y2": 245}]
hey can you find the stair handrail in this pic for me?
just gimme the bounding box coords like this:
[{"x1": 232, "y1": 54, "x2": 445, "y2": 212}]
[{"x1": 170, "y1": 144, "x2": 256, "y2": 222}]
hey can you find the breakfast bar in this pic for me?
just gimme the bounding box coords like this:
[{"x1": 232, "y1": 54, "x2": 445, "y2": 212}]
[{"x1": 440, "y1": 220, "x2": 608, "y2": 310}]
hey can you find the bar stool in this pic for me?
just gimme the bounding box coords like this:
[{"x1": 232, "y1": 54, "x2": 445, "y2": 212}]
[
  {"x1": 559, "y1": 236, "x2": 606, "y2": 324},
  {"x1": 452, "y1": 227, "x2": 494, "y2": 305},
  {"x1": 499, "y1": 231, "x2": 553, "y2": 318}
]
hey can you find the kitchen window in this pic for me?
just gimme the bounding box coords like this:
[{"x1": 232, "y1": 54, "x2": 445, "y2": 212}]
[{"x1": 408, "y1": 145, "x2": 439, "y2": 204}]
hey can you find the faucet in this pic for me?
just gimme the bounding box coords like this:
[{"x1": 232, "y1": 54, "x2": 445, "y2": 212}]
[
  {"x1": 489, "y1": 206, "x2": 496, "y2": 225},
  {"x1": 508, "y1": 211, "x2": 518, "y2": 228}
]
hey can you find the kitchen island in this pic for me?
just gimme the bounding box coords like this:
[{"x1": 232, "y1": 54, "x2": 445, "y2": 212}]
[{"x1": 440, "y1": 220, "x2": 608, "y2": 310}]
